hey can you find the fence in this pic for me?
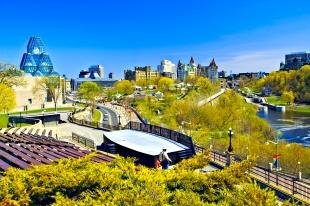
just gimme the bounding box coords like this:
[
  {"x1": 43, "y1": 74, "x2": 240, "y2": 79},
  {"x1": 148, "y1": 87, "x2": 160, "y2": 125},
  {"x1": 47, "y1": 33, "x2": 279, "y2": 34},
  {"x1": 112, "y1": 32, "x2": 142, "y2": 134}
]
[
  {"x1": 68, "y1": 115, "x2": 120, "y2": 131},
  {"x1": 72, "y1": 132, "x2": 95, "y2": 149},
  {"x1": 207, "y1": 149, "x2": 310, "y2": 203},
  {"x1": 125, "y1": 121, "x2": 196, "y2": 155}
]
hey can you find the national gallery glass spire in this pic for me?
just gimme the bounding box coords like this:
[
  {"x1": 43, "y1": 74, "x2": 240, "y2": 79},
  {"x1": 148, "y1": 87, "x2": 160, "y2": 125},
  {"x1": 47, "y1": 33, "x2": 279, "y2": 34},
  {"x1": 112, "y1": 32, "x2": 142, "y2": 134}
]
[{"x1": 20, "y1": 37, "x2": 58, "y2": 76}]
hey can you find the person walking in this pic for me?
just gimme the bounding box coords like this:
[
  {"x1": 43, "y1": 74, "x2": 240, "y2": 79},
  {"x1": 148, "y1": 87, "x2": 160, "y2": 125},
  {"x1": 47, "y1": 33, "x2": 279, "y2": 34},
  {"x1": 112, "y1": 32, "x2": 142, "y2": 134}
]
[{"x1": 159, "y1": 148, "x2": 172, "y2": 169}]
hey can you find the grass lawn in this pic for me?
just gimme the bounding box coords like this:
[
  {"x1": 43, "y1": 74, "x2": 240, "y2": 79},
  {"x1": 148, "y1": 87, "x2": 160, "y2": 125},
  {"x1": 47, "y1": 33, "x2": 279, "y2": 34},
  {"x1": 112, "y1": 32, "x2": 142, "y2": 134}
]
[
  {"x1": 265, "y1": 96, "x2": 287, "y2": 106},
  {"x1": 0, "y1": 114, "x2": 8, "y2": 128},
  {"x1": 92, "y1": 109, "x2": 102, "y2": 122},
  {"x1": 9, "y1": 107, "x2": 74, "y2": 115},
  {"x1": 287, "y1": 105, "x2": 310, "y2": 114},
  {"x1": 0, "y1": 114, "x2": 32, "y2": 128}
]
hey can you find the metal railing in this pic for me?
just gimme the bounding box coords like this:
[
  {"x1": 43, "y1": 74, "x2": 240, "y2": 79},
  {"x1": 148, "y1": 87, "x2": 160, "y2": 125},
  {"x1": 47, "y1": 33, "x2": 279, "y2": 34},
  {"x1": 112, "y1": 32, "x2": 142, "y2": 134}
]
[
  {"x1": 72, "y1": 132, "x2": 95, "y2": 149},
  {"x1": 68, "y1": 115, "x2": 120, "y2": 131},
  {"x1": 206, "y1": 149, "x2": 310, "y2": 203}
]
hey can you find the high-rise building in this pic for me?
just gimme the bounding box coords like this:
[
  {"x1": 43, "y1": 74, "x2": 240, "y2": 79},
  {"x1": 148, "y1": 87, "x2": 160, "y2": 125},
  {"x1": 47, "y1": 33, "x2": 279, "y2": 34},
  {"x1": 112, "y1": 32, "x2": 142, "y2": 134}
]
[
  {"x1": 157, "y1": 60, "x2": 176, "y2": 79},
  {"x1": 280, "y1": 52, "x2": 310, "y2": 70},
  {"x1": 20, "y1": 37, "x2": 58, "y2": 76}
]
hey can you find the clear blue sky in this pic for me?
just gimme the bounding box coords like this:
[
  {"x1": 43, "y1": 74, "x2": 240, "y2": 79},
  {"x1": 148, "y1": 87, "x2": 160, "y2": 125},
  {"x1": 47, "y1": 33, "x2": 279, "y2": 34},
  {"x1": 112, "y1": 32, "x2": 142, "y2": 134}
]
[{"x1": 1, "y1": 0, "x2": 310, "y2": 78}]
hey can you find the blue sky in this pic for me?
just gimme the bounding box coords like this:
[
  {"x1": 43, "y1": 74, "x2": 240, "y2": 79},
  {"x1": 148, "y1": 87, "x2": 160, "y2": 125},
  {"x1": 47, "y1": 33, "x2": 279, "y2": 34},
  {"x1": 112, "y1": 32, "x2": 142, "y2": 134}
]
[{"x1": 1, "y1": 0, "x2": 310, "y2": 78}]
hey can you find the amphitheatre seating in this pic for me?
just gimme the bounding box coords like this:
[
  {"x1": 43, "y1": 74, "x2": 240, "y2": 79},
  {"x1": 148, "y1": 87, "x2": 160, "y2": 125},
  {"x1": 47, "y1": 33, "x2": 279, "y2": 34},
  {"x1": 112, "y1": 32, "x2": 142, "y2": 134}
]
[{"x1": 0, "y1": 132, "x2": 114, "y2": 171}]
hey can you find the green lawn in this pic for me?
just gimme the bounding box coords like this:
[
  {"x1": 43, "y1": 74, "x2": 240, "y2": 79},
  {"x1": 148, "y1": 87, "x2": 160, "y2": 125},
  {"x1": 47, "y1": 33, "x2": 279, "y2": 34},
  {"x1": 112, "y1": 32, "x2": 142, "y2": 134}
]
[
  {"x1": 265, "y1": 96, "x2": 287, "y2": 106},
  {"x1": 92, "y1": 109, "x2": 102, "y2": 122},
  {"x1": 0, "y1": 114, "x2": 8, "y2": 128},
  {"x1": 287, "y1": 105, "x2": 310, "y2": 114},
  {"x1": 9, "y1": 107, "x2": 74, "y2": 115},
  {"x1": 0, "y1": 114, "x2": 32, "y2": 128}
]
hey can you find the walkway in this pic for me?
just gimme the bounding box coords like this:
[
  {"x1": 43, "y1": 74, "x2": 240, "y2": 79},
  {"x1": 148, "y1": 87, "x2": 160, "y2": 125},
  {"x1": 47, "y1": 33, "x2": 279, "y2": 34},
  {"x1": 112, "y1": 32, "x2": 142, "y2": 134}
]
[{"x1": 197, "y1": 88, "x2": 226, "y2": 107}]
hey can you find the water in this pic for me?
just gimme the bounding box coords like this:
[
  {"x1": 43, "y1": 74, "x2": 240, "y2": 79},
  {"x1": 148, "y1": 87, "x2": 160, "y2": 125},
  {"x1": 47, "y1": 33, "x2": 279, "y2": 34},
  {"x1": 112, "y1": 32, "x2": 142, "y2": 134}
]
[{"x1": 258, "y1": 109, "x2": 310, "y2": 147}]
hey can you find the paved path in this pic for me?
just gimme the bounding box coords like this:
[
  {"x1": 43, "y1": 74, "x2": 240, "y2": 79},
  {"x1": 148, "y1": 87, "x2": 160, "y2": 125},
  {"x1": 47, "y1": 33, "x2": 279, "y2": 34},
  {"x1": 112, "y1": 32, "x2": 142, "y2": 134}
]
[
  {"x1": 197, "y1": 88, "x2": 226, "y2": 107},
  {"x1": 50, "y1": 113, "x2": 105, "y2": 146}
]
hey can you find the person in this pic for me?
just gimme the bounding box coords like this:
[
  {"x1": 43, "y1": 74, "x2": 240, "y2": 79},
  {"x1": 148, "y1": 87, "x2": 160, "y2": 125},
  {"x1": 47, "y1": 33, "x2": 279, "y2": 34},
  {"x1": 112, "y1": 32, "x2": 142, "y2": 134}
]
[
  {"x1": 154, "y1": 158, "x2": 162, "y2": 169},
  {"x1": 159, "y1": 148, "x2": 172, "y2": 169}
]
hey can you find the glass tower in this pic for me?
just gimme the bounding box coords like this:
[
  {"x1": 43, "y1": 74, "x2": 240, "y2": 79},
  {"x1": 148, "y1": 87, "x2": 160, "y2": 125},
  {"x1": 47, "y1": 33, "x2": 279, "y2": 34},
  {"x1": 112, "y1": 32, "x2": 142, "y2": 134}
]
[{"x1": 20, "y1": 37, "x2": 58, "y2": 76}]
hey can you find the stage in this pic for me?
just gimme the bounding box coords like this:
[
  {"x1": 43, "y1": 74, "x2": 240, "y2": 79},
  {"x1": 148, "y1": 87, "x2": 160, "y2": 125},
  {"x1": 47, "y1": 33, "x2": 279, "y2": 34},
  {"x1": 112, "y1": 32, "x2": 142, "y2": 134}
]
[{"x1": 101, "y1": 129, "x2": 191, "y2": 167}]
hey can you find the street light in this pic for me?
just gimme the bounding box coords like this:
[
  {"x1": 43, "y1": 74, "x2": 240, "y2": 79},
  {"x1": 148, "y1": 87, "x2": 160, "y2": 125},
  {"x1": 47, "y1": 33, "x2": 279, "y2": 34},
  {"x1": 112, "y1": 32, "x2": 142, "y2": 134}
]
[
  {"x1": 297, "y1": 161, "x2": 302, "y2": 180},
  {"x1": 227, "y1": 127, "x2": 234, "y2": 153}
]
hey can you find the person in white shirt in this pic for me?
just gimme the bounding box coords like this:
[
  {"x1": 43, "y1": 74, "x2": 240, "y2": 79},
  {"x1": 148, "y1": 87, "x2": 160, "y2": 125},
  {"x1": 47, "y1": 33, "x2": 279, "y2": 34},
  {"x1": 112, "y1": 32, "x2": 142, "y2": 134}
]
[{"x1": 159, "y1": 148, "x2": 172, "y2": 169}]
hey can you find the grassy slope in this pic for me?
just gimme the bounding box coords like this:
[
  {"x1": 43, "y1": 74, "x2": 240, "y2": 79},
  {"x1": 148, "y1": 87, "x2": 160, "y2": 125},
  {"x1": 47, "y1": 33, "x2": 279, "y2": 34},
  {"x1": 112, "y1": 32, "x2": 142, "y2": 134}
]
[
  {"x1": 265, "y1": 96, "x2": 286, "y2": 105},
  {"x1": 266, "y1": 96, "x2": 310, "y2": 113}
]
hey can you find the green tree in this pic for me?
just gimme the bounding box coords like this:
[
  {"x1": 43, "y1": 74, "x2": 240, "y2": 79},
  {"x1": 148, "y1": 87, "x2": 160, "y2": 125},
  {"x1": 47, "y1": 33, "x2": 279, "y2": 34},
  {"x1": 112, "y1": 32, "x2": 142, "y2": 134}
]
[
  {"x1": 78, "y1": 81, "x2": 103, "y2": 114},
  {"x1": 157, "y1": 77, "x2": 174, "y2": 92},
  {"x1": 0, "y1": 64, "x2": 25, "y2": 87},
  {"x1": 195, "y1": 77, "x2": 214, "y2": 95},
  {"x1": 281, "y1": 91, "x2": 295, "y2": 105},
  {"x1": 0, "y1": 83, "x2": 16, "y2": 113},
  {"x1": 114, "y1": 80, "x2": 134, "y2": 95},
  {"x1": 33, "y1": 76, "x2": 62, "y2": 111}
]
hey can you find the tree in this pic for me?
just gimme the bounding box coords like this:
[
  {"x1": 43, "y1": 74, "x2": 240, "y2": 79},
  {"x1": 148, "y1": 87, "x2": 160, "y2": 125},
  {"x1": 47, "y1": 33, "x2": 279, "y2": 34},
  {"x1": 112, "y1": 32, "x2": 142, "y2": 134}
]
[
  {"x1": 0, "y1": 83, "x2": 16, "y2": 113},
  {"x1": 281, "y1": 91, "x2": 295, "y2": 105},
  {"x1": 0, "y1": 64, "x2": 25, "y2": 87},
  {"x1": 114, "y1": 80, "x2": 134, "y2": 95},
  {"x1": 157, "y1": 77, "x2": 174, "y2": 92},
  {"x1": 78, "y1": 81, "x2": 103, "y2": 114},
  {"x1": 195, "y1": 77, "x2": 214, "y2": 95},
  {"x1": 33, "y1": 76, "x2": 62, "y2": 111}
]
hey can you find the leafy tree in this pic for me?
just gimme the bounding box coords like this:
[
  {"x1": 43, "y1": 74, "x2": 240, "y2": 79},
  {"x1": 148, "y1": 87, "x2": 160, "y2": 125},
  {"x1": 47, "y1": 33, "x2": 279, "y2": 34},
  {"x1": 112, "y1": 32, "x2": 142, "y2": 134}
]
[
  {"x1": 33, "y1": 76, "x2": 62, "y2": 111},
  {"x1": 157, "y1": 77, "x2": 174, "y2": 92},
  {"x1": 0, "y1": 83, "x2": 16, "y2": 113},
  {"x1": 195, "y1": 77, "x2": 214, "y2": 95},
  {"x1": 281, "y1": 90, "x2": 295, "y2": 105},
  {"x1": 0, "y1": 154, "x2": 282, "y2": 205},
  {"x1": 0, "y1": 64, "x2": 25, "y2": 87},
  {"x1": 114, "y1": 80, "x2": 134, "y2": 95},
  {"x1": 78, "y1": 81, "x2": 103, "y2": 114}
]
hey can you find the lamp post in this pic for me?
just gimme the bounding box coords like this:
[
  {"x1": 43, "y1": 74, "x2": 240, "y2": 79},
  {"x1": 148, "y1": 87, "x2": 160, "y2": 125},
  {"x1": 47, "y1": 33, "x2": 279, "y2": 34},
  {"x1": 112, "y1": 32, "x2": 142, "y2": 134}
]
[
  {"x1": 226, "y1": 127, "x2": 234, "y2": 166},
  {"x1": 297, "y1": 161, "x2": 302, "y2": 180},
  {"x1": 227, "y1": 127, "x2": 234, "y2": 152},
  {"x1": 118, "y1": 114, "x2": 121, "y2": 126}
]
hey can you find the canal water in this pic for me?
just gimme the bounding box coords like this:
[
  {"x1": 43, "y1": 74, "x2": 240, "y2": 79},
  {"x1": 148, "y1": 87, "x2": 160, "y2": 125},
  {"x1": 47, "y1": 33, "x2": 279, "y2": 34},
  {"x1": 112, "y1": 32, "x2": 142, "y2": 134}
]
[{"x1": 258, "y1": 110, "x2": 310, "y2": 147}]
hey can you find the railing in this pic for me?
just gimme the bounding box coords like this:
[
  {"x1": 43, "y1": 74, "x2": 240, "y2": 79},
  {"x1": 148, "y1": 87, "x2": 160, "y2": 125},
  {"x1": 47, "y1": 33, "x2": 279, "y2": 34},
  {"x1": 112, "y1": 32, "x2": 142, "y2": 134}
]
[
  {"x1": 68, "y1": 114, "x2": 120, "y2": 131},
  {"x1": 206, "y1": 149, "x2": 310, "y2": 203},
  {"x1": 125, "y1": 121, "x2": 196, "y2": 155},
  {"x1": 72, "y1": 132, "x2": 95, "y2": 149},
  {"x1": 8, "y1": 116, "x2": 41, "y2": 126},
  {"x1": 112, "y1": 103, "x2": 146, "y2": 124}
]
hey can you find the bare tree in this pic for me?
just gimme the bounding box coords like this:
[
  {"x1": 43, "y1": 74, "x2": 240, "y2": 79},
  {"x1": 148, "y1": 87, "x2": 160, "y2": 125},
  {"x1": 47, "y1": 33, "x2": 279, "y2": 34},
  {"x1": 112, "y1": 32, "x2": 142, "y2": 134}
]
[{"x1": 33, "y1": 76, "x2": 62, "y2": 111}]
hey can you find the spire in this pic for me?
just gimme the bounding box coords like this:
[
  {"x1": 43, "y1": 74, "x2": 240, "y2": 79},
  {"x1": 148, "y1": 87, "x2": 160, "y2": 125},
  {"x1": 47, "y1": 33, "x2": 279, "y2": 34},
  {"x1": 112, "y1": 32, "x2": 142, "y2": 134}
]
[
  {"x1": 209, "y1": 58, "x2": 217, "y2": 67},
  {"x1": 190, "y1": 56, "x2": 195, "y2": 65},
  {"x1": 177, "y1": 60, "x2": 182, "y2": 67}
]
